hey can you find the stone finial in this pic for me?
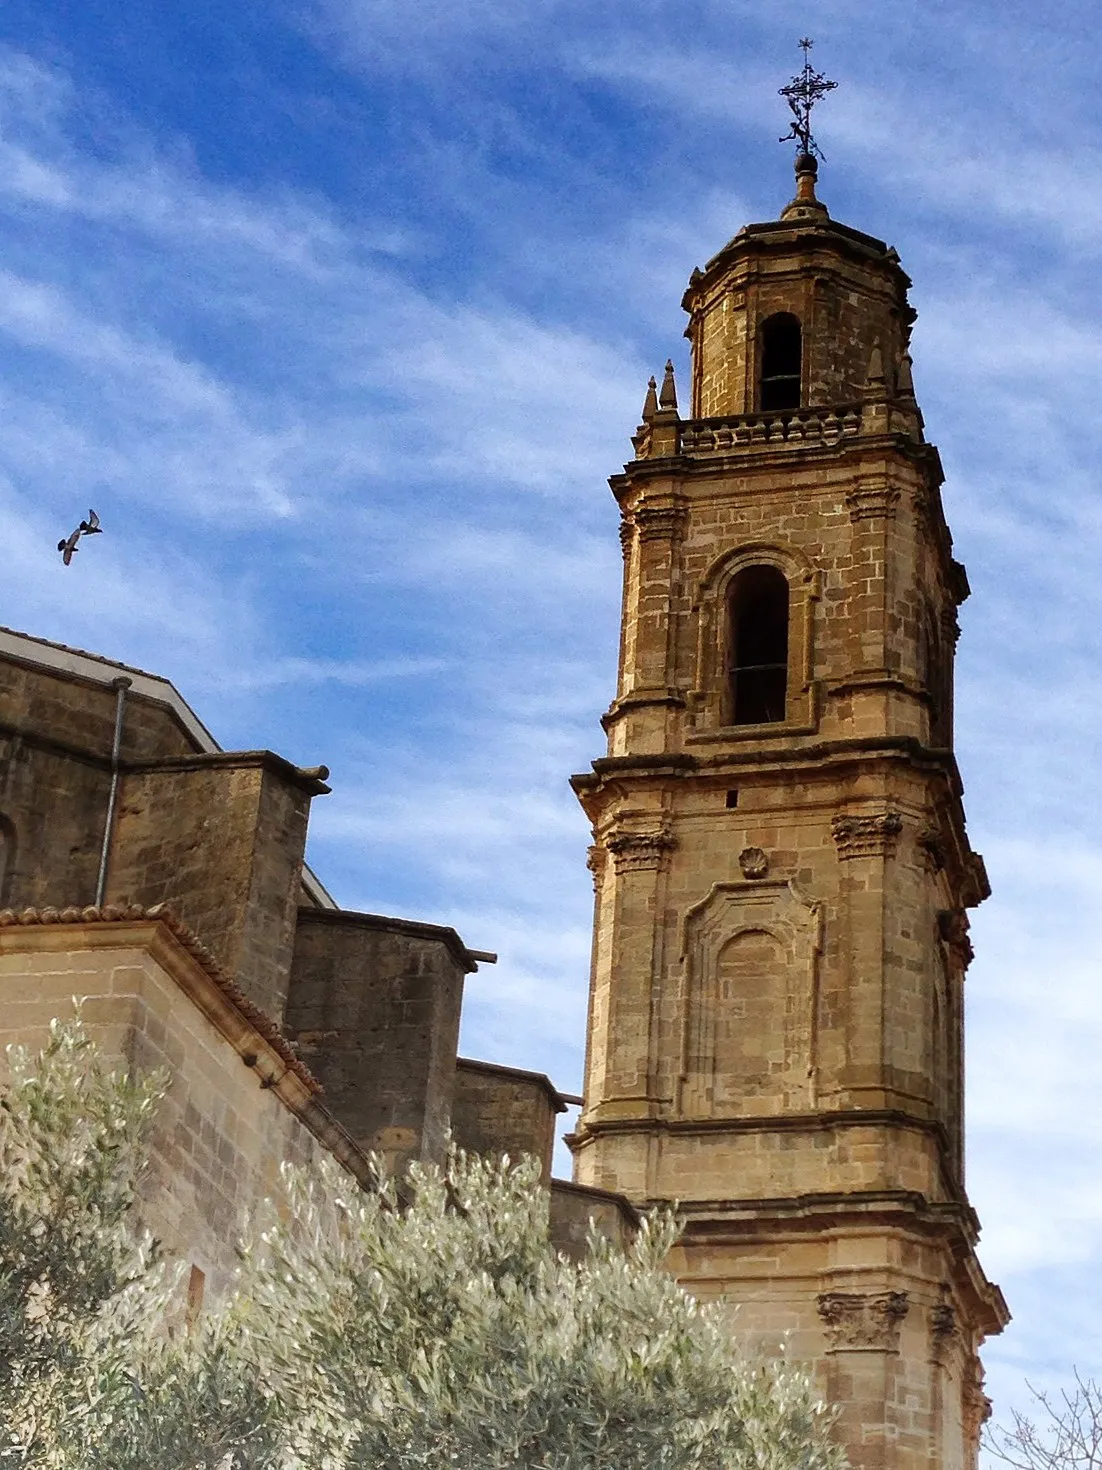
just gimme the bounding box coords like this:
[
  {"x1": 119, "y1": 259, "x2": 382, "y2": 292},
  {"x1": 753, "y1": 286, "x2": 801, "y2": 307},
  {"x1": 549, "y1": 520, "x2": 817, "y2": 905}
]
[
  {"x1": 641, "y1": 375, "x2": 658, "y2": 422},
  {"x1": 659, "y1": 359, "x2": 678, "y2": 412}
]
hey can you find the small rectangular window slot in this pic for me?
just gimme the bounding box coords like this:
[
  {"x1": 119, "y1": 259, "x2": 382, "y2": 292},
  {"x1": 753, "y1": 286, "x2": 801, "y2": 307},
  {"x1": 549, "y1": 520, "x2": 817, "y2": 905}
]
[{"x1": 725, "y1": 790, "x2": 739, "y2": 809}]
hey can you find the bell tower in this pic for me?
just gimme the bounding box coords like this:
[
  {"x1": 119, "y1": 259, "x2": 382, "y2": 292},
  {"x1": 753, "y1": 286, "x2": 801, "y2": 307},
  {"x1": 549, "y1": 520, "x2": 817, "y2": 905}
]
[{"x1": 569, "y1": 129, "x2": 1008, "y2": 1470}]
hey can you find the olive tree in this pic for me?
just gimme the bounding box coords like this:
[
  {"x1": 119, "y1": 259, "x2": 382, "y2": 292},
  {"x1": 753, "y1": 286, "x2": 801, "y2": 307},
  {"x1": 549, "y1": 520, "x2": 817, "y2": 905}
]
[
  {"x1": 1, "y1": 1018, "x2": 846, "y2": 1470},
  {"x1": 0, "y1": 1018, "x2": 275, "y2": 1469},
  {"x1": 242, "y1": 1146, "x2": 845, "y2": 1470}
]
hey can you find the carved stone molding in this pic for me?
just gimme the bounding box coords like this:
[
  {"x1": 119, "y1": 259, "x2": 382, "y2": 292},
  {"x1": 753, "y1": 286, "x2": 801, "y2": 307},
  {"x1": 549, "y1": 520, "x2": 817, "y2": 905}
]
[
  {"x1": 846, "y1": 482, "x2": 900, "y2": 521},
  {"x1": 618, "y1": 515, "x2": 635, "y2": 560},
  {"x1": 831, "y1": 811, "x2": 903, "y2": 860},
  {"x1": 634, "y1": 503, "x2": 687, "y2": 543},
  {"x1": 938, "y1": 908, "x2": 974, "y2": 968},
  {"x1": 817, "y1": 1291, "x2": 910, "y2": 1351},
  {"x1": 738, "y1": 847, "x2": 769, "y2": 879},
  {"x1": 606, "y1": 827, "x2": 676, "y2": 874}
]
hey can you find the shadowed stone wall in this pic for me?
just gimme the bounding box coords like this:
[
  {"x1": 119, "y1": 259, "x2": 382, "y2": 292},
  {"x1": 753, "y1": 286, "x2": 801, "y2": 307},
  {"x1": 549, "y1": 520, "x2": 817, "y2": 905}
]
[
  {"x1": 286, "y1": 909, "x2": 473, "y2": 1169},
  {"x1": 108, "y1": 755, "x2": 322, "y2": 1019},
  {"x1": 452, "y1": 1057, "x2": 567, "y2": 1180}
]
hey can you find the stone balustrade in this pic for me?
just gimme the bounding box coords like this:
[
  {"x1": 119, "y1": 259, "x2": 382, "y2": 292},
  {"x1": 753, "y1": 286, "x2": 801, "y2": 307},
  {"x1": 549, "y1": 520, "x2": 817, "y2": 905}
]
[{"x1": 678, "y1": 404, "x2": 863, "y2": 455}]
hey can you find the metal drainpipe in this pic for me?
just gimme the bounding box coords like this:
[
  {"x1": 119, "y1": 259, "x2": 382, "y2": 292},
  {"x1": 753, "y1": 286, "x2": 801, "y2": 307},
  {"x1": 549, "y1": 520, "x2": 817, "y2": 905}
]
[{"x1": 94, "y1": 676, "x2": 132, "y2": 906}]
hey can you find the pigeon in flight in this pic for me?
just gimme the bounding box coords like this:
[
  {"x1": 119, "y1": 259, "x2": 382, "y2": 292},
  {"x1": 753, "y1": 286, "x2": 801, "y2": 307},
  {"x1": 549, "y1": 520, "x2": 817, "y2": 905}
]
[{"x1": 57, "y1": 509, "x2": 103, "y2": 566}]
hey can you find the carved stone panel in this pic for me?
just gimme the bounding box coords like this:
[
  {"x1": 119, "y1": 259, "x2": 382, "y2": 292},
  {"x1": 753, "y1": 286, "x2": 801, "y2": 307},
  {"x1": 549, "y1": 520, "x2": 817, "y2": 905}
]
[
  {"x1": 679, "y1": 880, "x2": 822, "y2": 1117},
  {"x1": 817, "y1": 1290, "x2": 910, "y2": 1352}
]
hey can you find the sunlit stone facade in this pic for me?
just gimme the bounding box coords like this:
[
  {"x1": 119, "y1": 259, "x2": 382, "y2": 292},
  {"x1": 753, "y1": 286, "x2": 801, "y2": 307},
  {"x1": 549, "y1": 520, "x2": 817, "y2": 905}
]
[{"x1": 570, "y1": 157, "x2": 1008, "y2": 1470}]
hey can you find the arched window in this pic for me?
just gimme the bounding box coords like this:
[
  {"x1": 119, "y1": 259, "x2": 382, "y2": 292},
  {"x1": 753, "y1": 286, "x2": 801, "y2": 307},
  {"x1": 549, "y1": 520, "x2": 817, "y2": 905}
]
[
  {"x1": 759, "y1": 313, "x2": 802, "y2": 411},
  {"x1": 728, "y1": 566, "x2": 789, "y2": 725}
]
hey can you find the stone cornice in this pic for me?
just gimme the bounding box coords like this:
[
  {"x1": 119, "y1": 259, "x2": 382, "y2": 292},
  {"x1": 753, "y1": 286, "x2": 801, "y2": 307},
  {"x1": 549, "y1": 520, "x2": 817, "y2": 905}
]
[
  {"x1": 672, "y1": 1191, "x2": 1009, "y2": 1339},
  {"x1": 125, "y1": 750, "x2": 331, "y2": 796},
  {"x1": 0, "y1": 723, "x2": 331, "y2": 796},
  {"x1": 581, "y1": 735, "x2": 965, "y2": 790},
  {"x1": 611, "y1": 426, "x2": 940, "y2": 488},
  {"x1": 294, "y1": 906, "x2": 488, "y2": 973}
]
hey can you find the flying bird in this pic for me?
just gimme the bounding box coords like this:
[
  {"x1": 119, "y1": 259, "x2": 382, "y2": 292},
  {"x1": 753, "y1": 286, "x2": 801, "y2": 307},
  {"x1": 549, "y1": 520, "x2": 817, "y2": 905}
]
[
  {"x1": 57, "y1": 509, "x2": 103, "y2": 566},
  {"x1": 57, "y1": 527, "x2": 82, "y2": 566}
]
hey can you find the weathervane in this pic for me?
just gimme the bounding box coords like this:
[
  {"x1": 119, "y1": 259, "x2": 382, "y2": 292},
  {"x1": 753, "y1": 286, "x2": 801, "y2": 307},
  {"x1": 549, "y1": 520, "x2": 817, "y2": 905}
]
[{"x1": 778, "y1": 38, "x2": 837, "y2": 159}]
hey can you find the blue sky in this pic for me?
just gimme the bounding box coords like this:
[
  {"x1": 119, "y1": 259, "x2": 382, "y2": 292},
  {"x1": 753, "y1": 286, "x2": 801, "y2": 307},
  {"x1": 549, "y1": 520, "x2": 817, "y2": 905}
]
[{"x1": 1, "y1": 0, "x2": 1100, "y2": 1432}]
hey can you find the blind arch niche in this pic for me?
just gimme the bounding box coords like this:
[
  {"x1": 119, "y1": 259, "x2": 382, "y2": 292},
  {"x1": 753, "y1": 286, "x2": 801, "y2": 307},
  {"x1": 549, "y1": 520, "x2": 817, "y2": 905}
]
[{"x1": 678, "y1": 880, "x2": 822, "y2": 1119}]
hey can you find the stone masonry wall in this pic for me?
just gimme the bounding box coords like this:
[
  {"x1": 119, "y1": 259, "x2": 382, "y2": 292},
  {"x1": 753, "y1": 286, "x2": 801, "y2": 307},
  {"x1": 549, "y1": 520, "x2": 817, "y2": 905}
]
[
  {"x1": 451, "y1": 1057, "x2": 565, "y2": 1180},
  {"x1": 107, "y1": 756, "x2": 317, "y2": 1020},
  {"x1": 0, "y1": 921, "x2": 355, "y2": 1300},
  {"x1": 0, "y1": 661, "x2": 199, "y2": 911},
  {"x1": 286, "y1": 909, "x2": 470, "y2": 1169}
]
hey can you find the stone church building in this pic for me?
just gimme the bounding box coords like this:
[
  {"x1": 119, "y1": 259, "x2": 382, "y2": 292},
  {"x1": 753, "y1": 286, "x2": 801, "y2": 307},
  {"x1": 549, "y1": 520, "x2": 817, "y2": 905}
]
[{"x1": 0, "y1": 151, "x2": 1006, "y2": 1470}]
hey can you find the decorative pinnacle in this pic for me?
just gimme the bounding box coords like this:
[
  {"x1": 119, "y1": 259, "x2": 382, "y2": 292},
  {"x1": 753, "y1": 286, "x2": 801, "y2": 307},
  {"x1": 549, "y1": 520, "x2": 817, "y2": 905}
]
[
  {"x1": 778, "y1": 38, "x2": 837, "y2": 160},
  {"x1": 641, "y1": 375, "x2": 658, "y2": 422},
  {"x1": 659, "y1": 360, "x2": 678, "y2": 411}
]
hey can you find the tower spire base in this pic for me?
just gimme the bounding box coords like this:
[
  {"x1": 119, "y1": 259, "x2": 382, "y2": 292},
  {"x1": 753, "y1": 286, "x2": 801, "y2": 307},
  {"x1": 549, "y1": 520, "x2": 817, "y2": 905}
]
[{"x1": 780, "y1": 152, "x2": 829, "y2": 221}]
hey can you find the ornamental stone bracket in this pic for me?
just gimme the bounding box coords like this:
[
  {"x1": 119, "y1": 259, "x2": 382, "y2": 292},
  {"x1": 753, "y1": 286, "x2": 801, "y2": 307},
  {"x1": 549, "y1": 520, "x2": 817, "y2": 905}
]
[
  {"x1": 845, "y1": 480, "x2": 901, "y2": 522},
  {"x1": 831, "y1": 811, "x2": 903, "y2": 860},
  {"x1": 937, "y1": 907, "x2": 974, "y2": 968},
  {"x1": 634, "y1": 502, "x2": 688, "y2": 543},
  {"x1": 918, "y1": 826, "x2": 947, "y2": 873},
  {"x1": 930, "y1": 1299, "x2": 958, "y2": 1363},
  {"x1": 606, "y1": 825, "x2": 676, "y2": 874},
  {"x1": 963, "y1": 1360, "x2": 993, "y2": 1451},
  {"x1": 586, "y1": 844, "x2": 609, "y2": 891},
  {"x1": 817, "y1": 1291, "x2": 910, "y2": 1352}
]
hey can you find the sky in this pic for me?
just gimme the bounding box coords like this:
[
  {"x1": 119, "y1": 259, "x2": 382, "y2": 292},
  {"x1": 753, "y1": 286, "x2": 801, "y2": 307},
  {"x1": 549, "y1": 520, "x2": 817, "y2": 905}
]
[{"x1": 0, "y1": 0, "x2": 1099, "y2": 1436}]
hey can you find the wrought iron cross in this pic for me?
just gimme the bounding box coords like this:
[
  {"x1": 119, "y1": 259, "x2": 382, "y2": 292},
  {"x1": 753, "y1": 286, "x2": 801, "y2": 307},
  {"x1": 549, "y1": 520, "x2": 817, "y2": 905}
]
[{"x1": 778, "y1": 38, "x2": 837, "y2": 158}]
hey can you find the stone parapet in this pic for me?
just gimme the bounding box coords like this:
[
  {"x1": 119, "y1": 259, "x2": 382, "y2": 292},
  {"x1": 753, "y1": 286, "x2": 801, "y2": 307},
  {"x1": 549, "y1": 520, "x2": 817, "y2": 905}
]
[{"x1": 678, "y1": 404, "x2": 863, "y2": 455}]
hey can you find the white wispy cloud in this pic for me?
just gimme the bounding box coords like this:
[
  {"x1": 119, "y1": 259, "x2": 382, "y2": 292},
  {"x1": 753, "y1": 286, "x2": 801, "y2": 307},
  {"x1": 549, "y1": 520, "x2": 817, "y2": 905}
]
[{"x1": 2, "y1": 1, "x2": 1102, "y2": 1428}]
